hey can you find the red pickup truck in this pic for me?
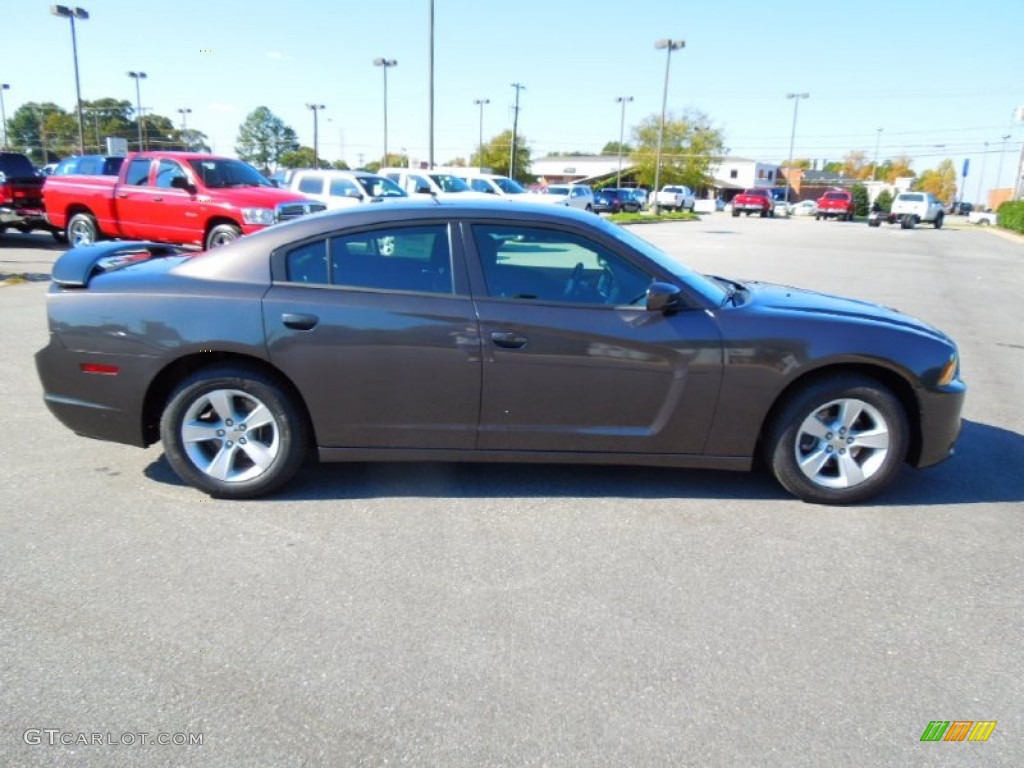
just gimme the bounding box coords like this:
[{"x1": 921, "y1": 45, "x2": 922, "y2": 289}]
[
  {"x1": 815, "y1": 190, "x2": 855, "y2": 221},
  {"x1": 731, "y1": 188, "x2": 773, "y2": 217},
  {"x1": 44, "y1": 152, "x2": 325, "y2": 250}
]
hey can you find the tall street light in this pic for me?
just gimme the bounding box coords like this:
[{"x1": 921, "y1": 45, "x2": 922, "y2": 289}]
[
  {"x1": 615, "y1": 96, "x2": 633, "y2": 188},
  {"x1": 975, "y1": 141, "x2": 989, "y2": 207},
  {"x1": 306, "y1": 103, "x2": 325, "y2": 169},
  {"x1": 653, "y1": 39, "x2": 684, "y2": 213},
  {"x1": 784, "y1": 92, "x2": 809, "y2": 203},
  {"x1": 995, "y1": 133, "x2": 1011, "y2": 195},
  {"x1": 0, "y1": 83, "x2": 9, "y2": 150},
  {"x1": 178, "y1": 107, "x2": 191, "y2": 150},
  {"x1": 127, "y1": 71, "x2": 147, "y2": 150},
  {"x1": 474, "y1": 98, "x2": 489, "y2": 172},
  {"x1": 51, "y1": 5, "x2": 89, "y2": 155},
  {"x1": 373, "y1": 58, "x2": 397, "y2": 166}
]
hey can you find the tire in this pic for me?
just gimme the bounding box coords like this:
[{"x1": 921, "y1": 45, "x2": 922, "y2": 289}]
[
  {"x1": 760, "y1": 209, "x2": 768, "y2": 218},
  {"x1": 815, "y1": 214, "x2": 821, "y2": 221},
  {"x1": 868, "y1": 219, "x2": 881, "y2": 227},
  {"x1": 933, "y1": 212, "x2": 943, "y2": 229},
  {"x1": 900, "y1": 214, "x2": 915, "y2": 229},
  {"x1": 160, "y1": 365, "x2": 309, "y2": 499},
  {"x1": 51, "y1": 229, "x2": 68, "y2": 243},
  {"x1": 766, "y1": 375, "x2": 909, "y2": 505},
  {"x1": 205, "y1": 223, "x2": 242, "y2": 250},
  {"x1": 67, "y1": 212, "x2": 99, "y2": 247},
  {"x1": 732, "y1": 209, "x2": 740, "y2": 218}
]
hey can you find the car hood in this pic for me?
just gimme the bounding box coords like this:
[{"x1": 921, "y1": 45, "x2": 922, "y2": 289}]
[
  {"x1": 201, "y1": 186, "x2": 315, "y2": 207},
  {"x1": 745, "y1": 281, "x2": 949, "y2": 341}
]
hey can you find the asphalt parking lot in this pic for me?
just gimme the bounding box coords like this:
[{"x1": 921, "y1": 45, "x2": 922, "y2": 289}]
[{"x1": 2, "y1": 214, "x2": 1022, "y2": 767}]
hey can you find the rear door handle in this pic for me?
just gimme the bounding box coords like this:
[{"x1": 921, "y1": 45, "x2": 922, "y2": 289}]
[
  {"x1": 282, "y1": 312, "x2": 318, "y2": 331},
  {"x1": 491, "y1": 331, "x2": 528, "y2": 349}
]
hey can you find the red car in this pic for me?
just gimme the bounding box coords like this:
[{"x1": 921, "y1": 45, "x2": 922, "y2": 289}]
[
  {"x1": 816, "y1": 190, "x2": 855, "y2": 221},
  {"x1": 731, "y1": 188, "x2": 773, "y2": 217}
]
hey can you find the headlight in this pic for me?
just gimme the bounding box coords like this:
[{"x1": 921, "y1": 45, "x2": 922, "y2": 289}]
[
  {"x1": 241, "y1": 207, "x2": 275, "y2": 226},
  {"x1": 937, "y1": 352, "x2": 959, "y2": 386}
]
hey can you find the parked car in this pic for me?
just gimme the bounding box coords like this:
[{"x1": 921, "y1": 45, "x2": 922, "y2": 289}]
[
  {"x1": 693, "y1": 197, "x2": 726, "y2": 213},
  {"x1": 450, "y1": 171, "x2": 527, "y2": 196},
  {"x1": 967, "y1": 209, "x2": 997, "y2": 226},
  {"x1": 36, "y1": 201, "x2": 964, "y2": 505},
  {"x1": 288, "y1": 169, "x2": 408, "y2": 209},
  {"x1": 51, "y1": 154, "x2": 125, "y2": 177},
  {"x1": 629, "y1": 188, "x2": 649, "y2": 209},
  {"x1": 593, "y1": 187, "x2": 642, "y2": 214},
  {"x1": 790, "y1": 200, "x2": 819, "y2": 217},
  {"x1": 816, "y1": 190, "x2": 855, "y2": 221},
  {"x1": 531, "y1": 183, "x2": 595, "y2": 211},
  {"x1": 731, "y1": 188, "x2": 774, "y2": 217},
  {"x1": 651, "y1": 185, "x2": 696, "y2": 212},
  {"x1": 868, "y1": 192, "x2": 944, "y2": 230},
  {"x1": 770, "y1": 189, "x2": 791, "y2": 218},
  {"x1": 43, "y1": 151, "x2": 326, "y2": 250},
  {"x1": 379, "y1": 168, "x2": 492, "y2": 200},
  {"x1": 0, "y1": 151, "x2": 47, "y2": 235}
]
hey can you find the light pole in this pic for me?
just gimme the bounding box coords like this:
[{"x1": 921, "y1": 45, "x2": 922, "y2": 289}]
[
  {"x1": 473, "y1": 98, "x2": 489, "y2": 172},
  {"x1": 784, "y1": 93, "x2": 809, "y2": 203},
  {"x1": 995, "y1": 133, "x2": 1011, "y2": 196},
  {"x1": 127, "y1": 71, "x2": 147, "y2": 150},
  {"x1": 510, "y1": 83, "x2": 525, "y2": 180},
  {"x1": 51, "y1": 5, "x2": 89, "y2": 155},
  {"x1": 0, "y1": 83, "x2": 9, "y2": 150},
  {"x1": 177, "y1": 108, "x2": 191, "y2": 150},
  {"x1": 373, "y1": 58, "x2": 397, "y2": 166},
  {"x1": 653, "y1": 39, "x2": 684, "y2": 213},
  {"x1": 975, "y1": 141, "x2": 989, "y2": 207},
  {"x1": 872, "y1": 127, "x2": 883, "y2": 181},
  {"x1": 306, "y1": 103, "x2": 325, "y2": 169},
  {"x1": 614, "y1": 96, "x2": 633, "y2": 188}
]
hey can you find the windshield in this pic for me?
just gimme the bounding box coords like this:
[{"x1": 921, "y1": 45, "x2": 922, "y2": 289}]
[
  {"x1": 355, "y1": 175, "x2": 407, "y2": 198},
  {"x1": 495, "y1": 177, "x2": 526, "y2": 194},
  {"x1": 187, "y1": 158, "x2": 273, "y2": 189},
  {"x1": 545, "y1": 186, "x2": 569, "y2": 196},
  {"x1": 428, "y1": 174, "x2": 471, "y2": 193},
  {"x1": 899, "y1": 193, "x2": 923, "y2": 202}
]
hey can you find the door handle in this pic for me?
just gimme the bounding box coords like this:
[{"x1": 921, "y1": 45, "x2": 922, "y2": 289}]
[
  {"x1": 117, "y1": 192, "x2": 128, "y2": 198},
  {"x1": 152, "y1": 196, "x2": 163, "y2": 202},
  {"x1": 491, "y1": 331, "x2": 528, "y2": 349},
  {"x1": 282, "y1": 312, "x2": 318, "y2": 331}
]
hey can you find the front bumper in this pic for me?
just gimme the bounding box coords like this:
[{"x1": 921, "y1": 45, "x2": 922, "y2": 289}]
[{"x1": 913, "y1": 379, "x2": 966, "y2": 468}]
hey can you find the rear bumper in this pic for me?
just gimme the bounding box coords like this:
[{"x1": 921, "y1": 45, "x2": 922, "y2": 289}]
[{"x1": 1, "y1": 206, "x2": 47, "y2": 227}]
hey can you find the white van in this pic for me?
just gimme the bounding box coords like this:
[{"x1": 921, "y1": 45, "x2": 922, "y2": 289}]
[
  {"x1": 289, "y1": 169, "x2": 408, "y2": 209},
  {"x1": 378, "y1": 168, "x2": 492, "y2": 200},
  {"x1": 453, "y1": 171, "x2": 528, "y2": 197}
]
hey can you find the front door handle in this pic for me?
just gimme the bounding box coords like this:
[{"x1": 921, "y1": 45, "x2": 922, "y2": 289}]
[
  {"x1": 152, "y1": 196, "x2": 163, "y2": 202},
  {"x1": 491, "y1": 331, "x2": 528, "y2": 349},
  {"x1": 282, "y1": 312, "x2": 318, "y2": 331}
]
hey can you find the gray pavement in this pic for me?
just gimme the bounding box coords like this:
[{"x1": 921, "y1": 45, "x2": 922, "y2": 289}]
[{"x1": 1, "y1": 215, "x2": 1022, "y2": 767}]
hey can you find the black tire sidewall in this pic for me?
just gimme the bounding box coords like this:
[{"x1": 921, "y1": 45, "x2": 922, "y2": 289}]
[
  {"x1": 767, "y1": 376, "x2": 909, "y2": 505},
  {"x1": 160, "y1": 366, "x2": 308, "y2": 498}
]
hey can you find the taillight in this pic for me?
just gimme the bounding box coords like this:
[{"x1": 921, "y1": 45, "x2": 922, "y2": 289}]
[{"x1": 80, "y1": 363, "x2": 120, "y2": 375}]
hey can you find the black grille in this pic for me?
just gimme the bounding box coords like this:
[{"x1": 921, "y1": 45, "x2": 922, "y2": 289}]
[{"x1": 276, "y1": 202, "x2": 327, "y2": 222}]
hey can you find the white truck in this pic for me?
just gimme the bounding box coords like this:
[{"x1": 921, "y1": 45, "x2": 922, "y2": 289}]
[
  {"x1": 967, "y1": 209, "x2": 998, "y2": 226},
  {"x1": 651, "y1": 185, "x2": 696, "y2": 212},
  {"x1": 868, "y1": 191, "x2": 945, "y2": 229}
]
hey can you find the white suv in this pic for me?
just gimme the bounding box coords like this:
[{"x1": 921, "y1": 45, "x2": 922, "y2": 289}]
[
  {"x1": 530, "y1": 183, "x2": 595, "y2": 211},
  {"x1": 455, "y1": 171, "x2": 528, "y2": 197},
  {"x1": 289, "y1": 169, "x2": 408, "y2": 209},
  {"x1": 379, "y1": 168, "x2": 492, "y2": 200}
]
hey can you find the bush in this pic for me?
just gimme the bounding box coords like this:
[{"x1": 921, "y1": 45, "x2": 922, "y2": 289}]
[
  {"x1": 997, "y1": 201, "x2": 1024, "y2": 233},
  {"x1": 851, "y1": 184, "x2": 869, "y2": 217},
  {"x1": 874, "y1": 189, "x2": 893, "y2": 213}
]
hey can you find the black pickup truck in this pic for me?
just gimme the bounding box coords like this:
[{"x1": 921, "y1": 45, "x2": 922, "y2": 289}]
[{"x1": 0, "y1": 151, "x2": 48, "y2": 236}]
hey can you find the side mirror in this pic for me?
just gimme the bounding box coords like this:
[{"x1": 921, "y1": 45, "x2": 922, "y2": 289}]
[
  {"x1": 646, "y1": 281, "x2": 683, "y2": 312},
  {"x1": 170, "y1": 176, "x2": 195, "y2": 193}
]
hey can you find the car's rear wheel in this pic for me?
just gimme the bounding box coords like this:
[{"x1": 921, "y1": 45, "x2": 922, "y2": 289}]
[
  {"x1": 160, "y1": 366, "x2": 309, "y2": 499},
  {"x1": 766, "y1": 376, "x2": 908, "y2": 505},
  {"x1": 67, "y1": 212, "x2": 99, "y2": 247},
  {"x1": 933, "y1": 212, "x2": 944, "y2": 229},
  {"x1": 732, "y1": 209, "x2": 740, "y2": 217},
  {"x1": 205, "y1": 223, "x2": 242, "y2": 250}
]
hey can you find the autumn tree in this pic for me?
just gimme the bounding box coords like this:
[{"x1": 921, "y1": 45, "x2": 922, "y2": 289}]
[
  {"x1": 782, "y1": 158, "x2": 813, "y2": 169},
  {"x1": 629, "y1": 109, "x2": 724, "y2": 191},
  {"x1": 842, "y1": 151, "x2": 874, "y2": 181},
  {"x1": 914, "y1": 159, "x2": 957, "y2": 203},
  {"x1": 236, "y1": 106, "x2": 299, "y2": 173},
  {"x1": 877, "y1": 154, "x2": 915, "y2": 183},
  {"x1": 470, "y1": 129, "x2": 532, "y2": 181}
]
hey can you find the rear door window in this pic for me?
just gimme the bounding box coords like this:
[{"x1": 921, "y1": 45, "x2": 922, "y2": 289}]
[{"x1": 125, "y1": 157, "x2": 151, "y2": 186}]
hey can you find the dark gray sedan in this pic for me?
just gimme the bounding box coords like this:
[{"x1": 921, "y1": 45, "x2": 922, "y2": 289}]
[{"x1": 35, "y1": 201, "x2": 965, "y2": 504}]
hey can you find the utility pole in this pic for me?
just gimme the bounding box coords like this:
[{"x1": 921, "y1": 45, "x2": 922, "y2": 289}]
[
  {"x1": 615, "y1": 96, "x2": 633, "y2": 188},
  {"x1": 509, "y1": 82, "x2": 525, "y2": 180}
]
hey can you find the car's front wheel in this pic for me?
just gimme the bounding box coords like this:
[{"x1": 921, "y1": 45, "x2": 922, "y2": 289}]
[
  {"x1": 160, "y1": 366, "x2": 309, "y2": 498},
  {"x1": 205, "y1": 223, "x2": 242, "y2": 250},
  {"x1": 67, "y1": 212, "x2": 99, "y2": 247},
  {"x1": 766, "y1": 375, "x2": 908, "y2": 505}
]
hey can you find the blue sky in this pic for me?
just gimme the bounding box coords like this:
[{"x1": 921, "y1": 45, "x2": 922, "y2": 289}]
[{"x1": 3, "y1": 0, "x2": 1022, "y2": 201}]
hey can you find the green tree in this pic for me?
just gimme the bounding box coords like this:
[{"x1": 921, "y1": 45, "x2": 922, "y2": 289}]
[
  {"x1": 279, "y1": 146, "x2": 329, "y2": 169},
  {"x1": 7, "y1": 102, "x2": 69, "y2": 163},
  {"x1": 628, "y1": 109, "x2": 724, "y2": 191},
  {"x1": 782, "y1": 158, "x2": 813, "y2": 170},
  {"x1": 851, "y1": 183, "x2": 869, "y2": 217},
  {"x1": 601, "y1": 140, "x2": 631, "y2": 156},
  {"x1": 822, "y1": 161, "x2": 844, "y2": 174},
  {"x1": 331, "y1": 159, "x2": 350, "y2": 170},
  {"x1": 235, "y1": 106, "x2": 299, "y2": 173},
  {"x1": 470, "y1": 129, "x2": 532, "y2": 181},
  {"x1": 874, "y1": 188, "x2": 893, "y2": 213},
  {"x1": 914, "y1": 159, "x2": 957, "y2": 203}
]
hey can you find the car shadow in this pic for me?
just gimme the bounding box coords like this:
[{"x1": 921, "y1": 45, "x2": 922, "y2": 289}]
[{"x1": 142, "y1": 419, "x2": 1023, "y2": 506}]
